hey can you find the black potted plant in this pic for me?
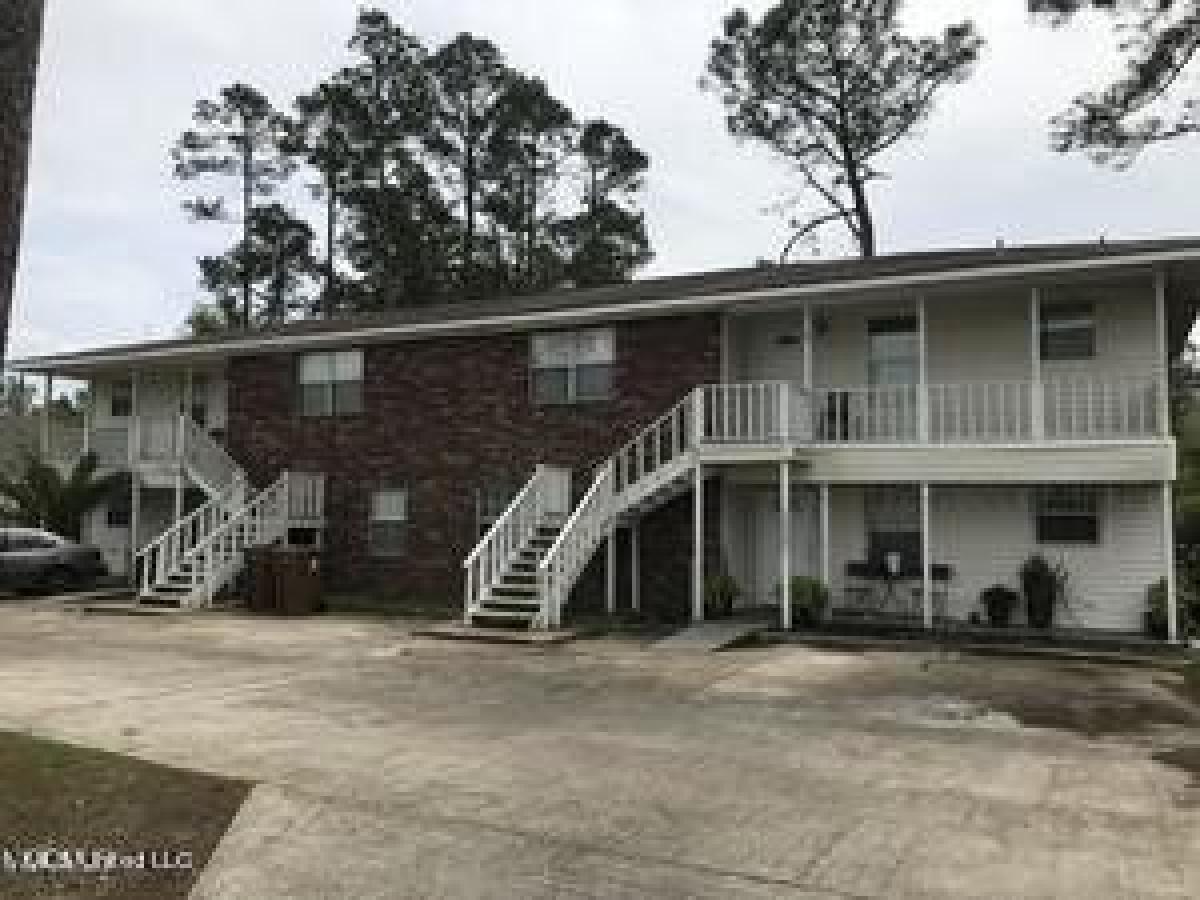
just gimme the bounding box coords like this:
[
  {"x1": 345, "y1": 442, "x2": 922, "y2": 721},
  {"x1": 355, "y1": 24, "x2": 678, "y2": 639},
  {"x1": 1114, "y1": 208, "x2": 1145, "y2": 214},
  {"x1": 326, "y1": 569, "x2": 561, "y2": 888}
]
[
  {"x1": 787, "y1": 576, "x2": 830, "y2": 629},
  {"x1": 979, "y1": 584, "x2": 1019, "y2": 628},
  {"x1": 1019, "y1": 554, "x2": 1066, "y2": 630},
  {"x1": 704, "y1": 574, "x2": 740, "y2": 619}
]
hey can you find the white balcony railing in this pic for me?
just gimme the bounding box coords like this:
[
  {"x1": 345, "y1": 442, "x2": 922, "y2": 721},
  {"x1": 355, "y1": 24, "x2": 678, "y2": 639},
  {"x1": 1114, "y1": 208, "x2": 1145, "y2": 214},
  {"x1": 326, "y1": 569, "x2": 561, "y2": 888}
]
[{"x1": 696, "y1": 376, "x2": 1164, "y2": 446}]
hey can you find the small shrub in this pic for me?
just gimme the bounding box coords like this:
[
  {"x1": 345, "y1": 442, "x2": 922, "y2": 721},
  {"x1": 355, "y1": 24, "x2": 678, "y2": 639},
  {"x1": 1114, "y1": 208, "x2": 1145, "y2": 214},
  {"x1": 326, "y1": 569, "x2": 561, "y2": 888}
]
[
  {"x1": 979, "y1": 584, "x2": 1019, "y2": 628},
  {"x1": 704, "y1": 574, "x2": 740, "y2": 619},
  {"x1": 1020, "y1": 554, "x2": 1067, "y2": 630},
  {"x1": 787, "y1": 576, "x2": 830, "y2": 629}
]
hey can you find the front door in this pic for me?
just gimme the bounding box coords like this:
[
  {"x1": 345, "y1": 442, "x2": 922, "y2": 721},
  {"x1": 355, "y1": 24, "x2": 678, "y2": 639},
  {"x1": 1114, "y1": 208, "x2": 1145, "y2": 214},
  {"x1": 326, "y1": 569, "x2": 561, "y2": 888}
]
[
  {"x1": 751, "y1": 486, "x2": 818, "y2": 606},
  {"x1": 866, "y1": 316, "x2": 919, "y2": 441}
]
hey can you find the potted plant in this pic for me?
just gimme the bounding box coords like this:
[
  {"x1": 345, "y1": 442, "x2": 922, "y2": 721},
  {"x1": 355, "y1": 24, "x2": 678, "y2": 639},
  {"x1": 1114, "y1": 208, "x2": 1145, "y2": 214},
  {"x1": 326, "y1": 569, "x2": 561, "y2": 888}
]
[
  {"x1": 1019, "y1": 554, "x2": 1067, "y2": 630},
  {"x1": 704, "y1": 574, "x2": 740, "y2": 619},
  {"x1": 979, "y1": 584, "x2": 1019, "y2": 628},
  {"x1": 787, "y1": 576, "x2": 830, "y2": 629},
  {"x1": 1145, "y1": 578, "x2": 1169, "y2": 639}
]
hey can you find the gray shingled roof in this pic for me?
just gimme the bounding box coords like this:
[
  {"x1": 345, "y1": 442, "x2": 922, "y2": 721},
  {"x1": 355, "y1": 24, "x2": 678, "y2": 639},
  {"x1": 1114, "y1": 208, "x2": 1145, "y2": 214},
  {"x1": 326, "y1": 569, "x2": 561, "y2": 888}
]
[{"x1": 14, "y1": 236, "x2": 1200, "y2": 370}]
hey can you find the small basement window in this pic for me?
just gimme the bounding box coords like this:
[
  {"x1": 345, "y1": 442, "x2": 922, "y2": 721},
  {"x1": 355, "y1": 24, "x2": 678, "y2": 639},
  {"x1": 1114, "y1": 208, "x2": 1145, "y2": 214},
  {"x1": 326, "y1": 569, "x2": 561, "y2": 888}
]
[
  {"x1": 369, "y1": 487, "x2": 409, "y2": 558},
  {"x1": 1035, "y1": 485, "x2": 1100, "y2": 544},
  {"x1": 531, "y1": 328, "x2": 614, "y2": 405},
  {"x1": 1040, "y1": 303, "x2": 1095, "y2": 361},
  {"x1": 298, "y1": 350, "x2": 363, "y2": 417}
]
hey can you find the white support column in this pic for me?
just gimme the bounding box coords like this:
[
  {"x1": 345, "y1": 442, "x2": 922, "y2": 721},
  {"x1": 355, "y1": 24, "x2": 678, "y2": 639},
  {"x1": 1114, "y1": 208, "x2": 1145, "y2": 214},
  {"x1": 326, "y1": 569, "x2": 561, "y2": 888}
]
[
  {"x1": 820, "y1": 482, "x2": 831, "y2": 600},
  {"x1": 605, "y1": 527, "x2": 617, "y2": 616},
  {"x1": 40, "y1": 373, "x2": 51, "y2": 458},
  {"x1": 692, "y1": 464, "x2": 705, "y2": 622},
  {"x1": 803, "y1": 305, "x2": 814, "y2": 390},
  {"x1": 921, "y1": 482, "x2": 933, "y2": 631},
  {"x1": 917, "y1": 296, "x2": 929, "y2": 442},
  {"x1": 779, "y1": 461, "x2": 792, "y2": 630},
  {"x1": 130, "y1": 473, "x2": 141, "y2": 587},
  {"x1": 630, "y1": 521, "x2": 641, "y2": 613},
  {"x1": 1164, "y1": 481, "x2": 1179, "y2": 644},
  {"x1": 129, "y1": 371, "x2": 141, "y2": 466},
  {"x1": 1155, "y1": 269, "x2": 1170, "y2": 436},
  {"x1": 1030, "y1": 287, "x2": 1044, "y2": 440}
]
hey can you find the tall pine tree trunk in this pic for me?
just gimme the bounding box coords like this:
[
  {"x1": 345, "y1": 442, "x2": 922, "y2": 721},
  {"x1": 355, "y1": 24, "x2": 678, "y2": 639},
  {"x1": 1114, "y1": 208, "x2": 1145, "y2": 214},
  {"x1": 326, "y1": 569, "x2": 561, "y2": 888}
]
[
  {"x1": 324, "y1": 177, "x2": 336, "y2": 319},
  {"x1": 0, "y1": 0, "x2": 46, "y2": 366},
  {"x1": 241, "y1": 140, "x2": 254, "y2": 327}
]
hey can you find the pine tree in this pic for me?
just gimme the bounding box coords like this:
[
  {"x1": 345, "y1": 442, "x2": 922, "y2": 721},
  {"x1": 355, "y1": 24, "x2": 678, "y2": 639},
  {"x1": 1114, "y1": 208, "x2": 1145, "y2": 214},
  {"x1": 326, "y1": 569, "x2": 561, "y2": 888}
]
[
  {"x1": 172, "y1": 83, "x2": 296, "y2": 324},
  {"x1": 704, "y1": 0, "x2": 982, "y2": 259},
  {"x1": 428, "y1": 34, "x2": 514, "y2": 294},
  {"x1": 487, "y1": 75, "x2": 576, "y2": 292},
  {"x1": 562, "y1": 120, "x2": 653, "y2": 287}
]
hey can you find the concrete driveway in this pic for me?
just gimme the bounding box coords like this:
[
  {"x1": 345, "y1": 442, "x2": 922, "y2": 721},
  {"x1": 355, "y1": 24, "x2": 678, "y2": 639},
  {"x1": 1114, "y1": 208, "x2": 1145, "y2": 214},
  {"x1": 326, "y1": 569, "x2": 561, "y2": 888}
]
[{"x1": 0, "y1": 605, "x2": 1198, "y2": 898}]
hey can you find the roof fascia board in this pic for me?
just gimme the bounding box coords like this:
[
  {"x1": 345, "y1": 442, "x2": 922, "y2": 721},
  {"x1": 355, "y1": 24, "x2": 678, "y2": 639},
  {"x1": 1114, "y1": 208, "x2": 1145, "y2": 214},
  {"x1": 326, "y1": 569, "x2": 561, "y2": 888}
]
[{"x1": 15, "y1": 247, "x2": 1199, "y2": 374}]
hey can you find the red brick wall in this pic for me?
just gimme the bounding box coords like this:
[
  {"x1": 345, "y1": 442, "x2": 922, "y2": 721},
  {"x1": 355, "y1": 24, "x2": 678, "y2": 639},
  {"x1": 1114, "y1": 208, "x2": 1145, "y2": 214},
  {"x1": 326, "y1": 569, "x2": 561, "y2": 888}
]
[{"x1": 225, "y1": 313, "x2": 722, "y2": 610}]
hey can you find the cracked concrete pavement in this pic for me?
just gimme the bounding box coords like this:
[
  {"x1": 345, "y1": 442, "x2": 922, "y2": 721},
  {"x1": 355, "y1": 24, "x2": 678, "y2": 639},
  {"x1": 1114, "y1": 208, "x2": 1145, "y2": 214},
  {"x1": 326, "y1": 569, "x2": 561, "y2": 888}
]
[{"x1": 0, "y1": 604, "x2": 1197, "y2": 898}]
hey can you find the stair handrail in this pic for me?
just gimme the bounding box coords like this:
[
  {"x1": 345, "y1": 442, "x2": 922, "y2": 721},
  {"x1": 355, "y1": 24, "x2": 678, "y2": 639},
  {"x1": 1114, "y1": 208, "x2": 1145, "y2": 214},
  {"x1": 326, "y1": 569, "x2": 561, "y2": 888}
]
[
  {"x1": 181, "y1": 415, "x2": 244, "y2": 491},
  {"x1": 535, "y1": 390, "x2": 698, "y2": 628},
  {"x1": 189, "y1": 472, "x2": 291, "y2": 607},
  {"x1": 537, "y1": 461, "x2": 615, "y2": 628},
  {"x1": 133, "y1": 475, "x2": 247, "y2": 596},
  {"x1": 463, "y1": 465, "x2": 566, "y2": 617}
]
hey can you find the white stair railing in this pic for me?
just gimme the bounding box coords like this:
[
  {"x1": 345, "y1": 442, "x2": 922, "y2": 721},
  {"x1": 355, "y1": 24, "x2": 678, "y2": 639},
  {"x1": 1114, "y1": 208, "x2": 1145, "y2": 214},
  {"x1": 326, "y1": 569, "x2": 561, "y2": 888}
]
[
  {"x1": 187, "y1": 472, "x2": 293, "y2": 608},
  {"x1": 538, "y1": 462, "x2": 615, "y2": 628},
  {"x1": 134, "y1": 476, "x2": 246, "y2": 597},
  {"x1": 181, "y1": 416, "x2": 245, "y2": 493},
  {"x1": 462, "y1": 465, "x2": 571, "y2": 620},
  {"x1": 538, "y1": 391, "x2": 697, "y2": 627}
]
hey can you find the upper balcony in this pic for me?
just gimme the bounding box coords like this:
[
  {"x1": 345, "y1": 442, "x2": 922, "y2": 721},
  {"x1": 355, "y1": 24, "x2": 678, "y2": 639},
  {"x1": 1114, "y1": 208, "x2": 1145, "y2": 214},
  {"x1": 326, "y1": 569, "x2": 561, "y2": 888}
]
[{"x1": 695, "y1": 376, "x2": 1166, "y2": 448}]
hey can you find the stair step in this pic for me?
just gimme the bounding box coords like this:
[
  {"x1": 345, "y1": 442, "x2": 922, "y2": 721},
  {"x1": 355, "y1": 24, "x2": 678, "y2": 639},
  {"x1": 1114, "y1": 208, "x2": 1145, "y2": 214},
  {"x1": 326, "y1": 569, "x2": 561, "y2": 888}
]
[
  {"x1": 471, "y1": 608, "x2": 537, "y2": 622},
  {"x1": 490, "y1": 584, "x2": 539, "y2": 598},
  {"x1": 482, "y1": 595, "x2": 542, "y2": 610}
]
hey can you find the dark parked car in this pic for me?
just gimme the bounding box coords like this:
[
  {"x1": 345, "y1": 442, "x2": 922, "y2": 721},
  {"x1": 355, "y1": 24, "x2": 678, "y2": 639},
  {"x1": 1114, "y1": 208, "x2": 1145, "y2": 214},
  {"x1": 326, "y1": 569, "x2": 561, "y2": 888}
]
[{"x1": 0, "y1": 528, "x2": 108, "y2": 594}]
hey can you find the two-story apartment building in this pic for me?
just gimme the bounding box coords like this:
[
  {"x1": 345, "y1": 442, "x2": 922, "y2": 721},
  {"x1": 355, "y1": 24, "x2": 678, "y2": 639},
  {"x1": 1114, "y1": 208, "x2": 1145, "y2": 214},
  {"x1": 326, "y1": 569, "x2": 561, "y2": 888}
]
[{"x1": 8, "y1": 239, "x2": 1192, "y2": 640}]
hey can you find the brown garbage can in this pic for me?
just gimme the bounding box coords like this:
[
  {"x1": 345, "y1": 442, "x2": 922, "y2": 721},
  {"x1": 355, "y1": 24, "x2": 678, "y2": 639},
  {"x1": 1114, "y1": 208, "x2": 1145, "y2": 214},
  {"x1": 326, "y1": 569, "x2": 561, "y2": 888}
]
[
  {"x1": 247, "y1": 547, "x2": 280, "y2": 613},
  {"x1": 273, "y1": 549, "x2": 323, "y2": 616}
]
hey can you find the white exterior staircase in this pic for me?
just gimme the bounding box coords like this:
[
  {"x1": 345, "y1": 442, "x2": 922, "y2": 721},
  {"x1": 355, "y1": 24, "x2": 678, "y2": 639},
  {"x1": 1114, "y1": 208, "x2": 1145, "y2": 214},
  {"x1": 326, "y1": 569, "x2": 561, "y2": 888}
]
[
  {"x1": 463, "y1": 392, "x2": 698, "y2": 629},
  {"x1": 133, "y1": 417, "x2": 324, "y2": 609}
]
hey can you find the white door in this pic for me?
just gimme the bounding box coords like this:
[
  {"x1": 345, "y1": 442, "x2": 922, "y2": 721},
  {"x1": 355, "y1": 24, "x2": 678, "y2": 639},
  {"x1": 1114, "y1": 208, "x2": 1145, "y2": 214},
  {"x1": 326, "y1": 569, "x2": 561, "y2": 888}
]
[{"x1": 750, "y1": 485, "x2": 818, "y2": 605}]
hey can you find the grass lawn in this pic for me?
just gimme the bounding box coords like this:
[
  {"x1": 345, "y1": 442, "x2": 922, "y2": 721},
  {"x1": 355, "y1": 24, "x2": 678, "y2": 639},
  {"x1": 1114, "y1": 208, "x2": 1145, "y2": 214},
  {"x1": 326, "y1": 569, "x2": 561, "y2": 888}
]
[{"x1": 0, "y1": 730, "x2": 248, "y2": 899}]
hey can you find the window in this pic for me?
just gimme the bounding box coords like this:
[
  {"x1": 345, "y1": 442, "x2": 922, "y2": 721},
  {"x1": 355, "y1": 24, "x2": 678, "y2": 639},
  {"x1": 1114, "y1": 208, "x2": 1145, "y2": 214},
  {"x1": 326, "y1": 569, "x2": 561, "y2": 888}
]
[
  {"x1": 867, "y1": 317, "x2": 919, "y2": 386},
  {"x1": 865, "y1": 485, "x2": 921, "y2": 575},
  {"x1": 110, "y1": 379, "x2": 133, "y2": 418},
  {"x1": 299, "y1": 350, "x2": 363, "y2": 417},
  {"x1": 1035, "y1": 486, "x2": 1100, "y2": 544},
  {"x1": 1041, "y1": 303, "x2": 1095, "y2": 361},
  {"x1": 369, "y1": 487, "x2": 409, "y2": 558},
  {"x1": 531, "y1": 329, "x2": 614, "y2": 405}
]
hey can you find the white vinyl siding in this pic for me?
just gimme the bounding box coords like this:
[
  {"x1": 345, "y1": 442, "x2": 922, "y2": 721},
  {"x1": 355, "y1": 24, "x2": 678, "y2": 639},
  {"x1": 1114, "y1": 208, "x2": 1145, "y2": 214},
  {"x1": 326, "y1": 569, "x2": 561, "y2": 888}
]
[
  {"x1": 799, "y1": 483, "x2": 1163, "y2": 633},
  {"x1": 530, "y1": 328, "x2": 614, "y2": 405},
  {"x1": 299, "y1": 350, "x2": 363, "y2": 417}
]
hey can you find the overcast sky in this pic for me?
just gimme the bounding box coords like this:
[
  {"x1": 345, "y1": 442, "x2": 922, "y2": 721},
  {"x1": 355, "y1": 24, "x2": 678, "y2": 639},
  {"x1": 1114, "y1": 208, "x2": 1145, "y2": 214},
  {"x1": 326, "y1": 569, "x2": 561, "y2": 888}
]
[{"x1": 9, "y1": 0, "x2": 1198, "y2": 359}]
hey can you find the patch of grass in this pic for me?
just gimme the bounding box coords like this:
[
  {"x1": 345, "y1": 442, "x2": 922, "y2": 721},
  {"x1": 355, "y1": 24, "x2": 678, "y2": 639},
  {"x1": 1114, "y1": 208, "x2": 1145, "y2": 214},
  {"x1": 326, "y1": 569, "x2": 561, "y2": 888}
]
[{"x1": 0, "y1": 730, "x2": 249, "y2": 899}]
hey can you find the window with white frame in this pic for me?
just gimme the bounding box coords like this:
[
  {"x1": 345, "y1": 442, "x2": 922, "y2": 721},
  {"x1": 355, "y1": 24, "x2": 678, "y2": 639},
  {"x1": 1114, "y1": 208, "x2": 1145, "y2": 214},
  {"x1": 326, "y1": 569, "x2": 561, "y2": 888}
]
[
  {"x1": 1040, "y1": 303, "x2": 1096, "y2": 361},
  {"x1": 298, "y1": 350, "x2": 363, "y2": 417},
  {"x1": 1035, "y1": 485, "x2": 1100, "y2": 544},
  {"x1": 530, "y1": 328, "x2": 614, "y2": 405},
  {"x1": 369, "y1": 487, "x2": 409, "y2": 557}
]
